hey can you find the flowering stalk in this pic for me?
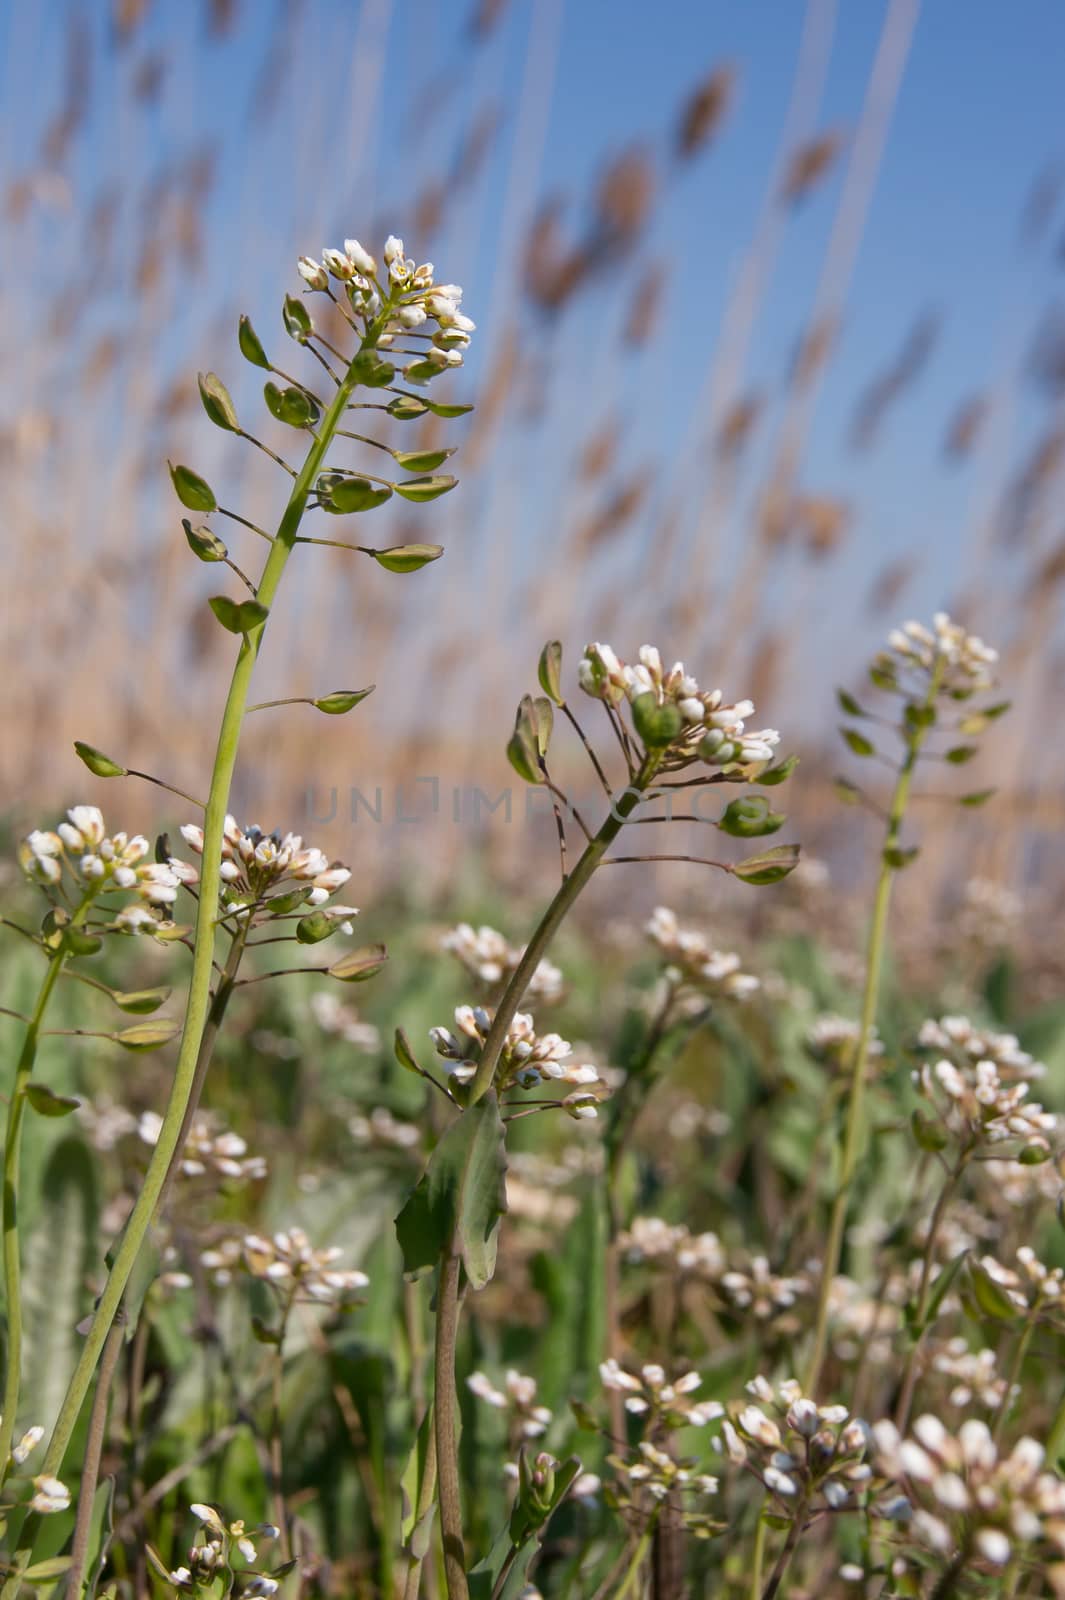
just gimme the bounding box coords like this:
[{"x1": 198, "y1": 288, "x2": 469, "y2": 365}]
[
  {"x1": 0, "y1": 892, "x2": 92, "y2": 1482},
  {"x1": 803, "y1": 657, "x2": 944, "y2": 1395},
  {"x1": 35, "y1": 303, "x2": 391, "y2": 1495}
]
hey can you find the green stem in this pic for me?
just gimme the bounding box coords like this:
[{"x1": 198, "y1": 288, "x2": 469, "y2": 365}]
[
  {"x1": 615, "y1": 1518, "x2": 656, "y2": 1600},
  {"x1": 993, "y1": 1305, "x2": 1040, "y2": 1448},
  {"x1": 803, "y1": 667, "x2": 941, "y2": 1395},
  {"x1": 0, "y1": 895, "x2": 92, "y2": 1481},
  {"x1": 467, "y1": 754, "x2": 662, "y2": 1107},
  {"x1": 893, "y1": 1156, "x2": 967, "y2": 1431},
  {"x1": 33, "y1": 318, "x2": 385, "y2": 1497},
  {"x1": 749, "y1": 1514, "x2": 768, "y2": 1600},
  {"x1": 434, "y1": 1254, "x2": 468, "y2": 1600},
  {"x1": 60, "y1": 1316, "x2": 125, "y2": 1600},
  {"x1": 760, "y1": 1497, "x2": 809, "y2": 1600}
]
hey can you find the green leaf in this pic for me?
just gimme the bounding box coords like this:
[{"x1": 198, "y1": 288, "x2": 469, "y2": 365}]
[
  {"x1": 22, "y1": 1559, "x2": 73, "y2": 1581},
  {"x1": 732, "y1": 843, "x2": 801, "y2": 886},
  {"x1": 24, "y1": 1082, "x2": 80, "y2": 1117},
  {"x1": 395, "y1": 1028, "x2": 423, "y2": 1076},
  {"x1": 469, "y1": 1530, "x2": 539, "y2": 1600},
  {"x1": 631, "y1": 691, "x2": 682, "y2": 748},
  {"x1": 394, "y1": 447, "x2": 456, "y2": 473},
  {"x1": 538, "y1": 641, "x2": 563, "y2": 706},
  {"x1": 23, "y1": 1138, "x2": 98, "y2": 1438},
  {"x1": 395, "y1": 1095, "x2": 508, "y2": 1290},
  {"x1": 506, "y1": 698, "x2": 546, "y2": 785},
  {"x1": 168, "y1": 460, "x2": 217, "y2": 512},
  {"x1": 114, "y1": 1019, "x2": 181, "y2": 1051},
  {"x1": 282, "y1": 293, "x2": 312, "y2": 342},
  {"x1": 393, "y1": 474, "x2": 458, "y2": 503},
  {"x1": 371, "y1": 544, "x2": 443, "y2": 573},
  {"x1": 387, "y1": 395, "x2": 430, "y2": 420},
  {"x1": 182, "y1": 518, "x2": 227, "y2": 562},
  {"x1": 208, "y1": 595, "x2": 270, "y2": 635},
  {"x1": 111, "y1": 986, "x2": 172, "y2": 1014},
  {"x1": 911, "y1": 1109, "x2": 947, "y2": 1152},
  {"x1": 921, "y1": 1249, "x2": 969, "y2": 1331},
  {"x1": 837, "y1": 688, "x2": 866, "y2": 717},
  {"x1": 198, "y1": 370, "x2": 240, "y2": 432},
  {"x1": 718, "y1": 795, "x2": 785, "y2": 839},
  {"x1": 841, "y1": 727, "x2": 875, "y2": 758},
  {"x1": 757, "y1": 753, "x2": 799, "y2": 786},
  {"x1": 263, "y1": 381, "x2": 319, "y2": 429},
  {"x1": 328, "y1": 942, "x2": 388, "y2": 982},
  {"x1": 73, "y1": 741, "x2": 127, "y2": 779},
  {"x1": 295, "y1": 911, "x2": 339, "y2": 945},
  {"x1": 401, "y1": 1406, "x2": 435, "y2": 1549},
  {"x1": 883, "y1": 846, "x2": 920, "y2": 870},
  {"x1": 350, "y1": 352, "x2": 395, "y2": 388},
  {"x1": 313, "y1": 686, "x2": 375, "y2": 714},
  {"x1": 966, "y1": 1258, "x2": 1020, "y2": 1321},
  {"x1": 422, "y1": 398, "x2": 474, "y2": 418},
  {"x1": 945, "y1": 744, "x2": 978, "y2": 764},
  {"x1": 238, "y1": 313, "x2": 270, "y2": 369},
  {"x1": 959, "y1": 789, "x2": 996, "y2": 807},
  {"x1": 321, "y1": 473, "x2": 393, "y2": 513}
]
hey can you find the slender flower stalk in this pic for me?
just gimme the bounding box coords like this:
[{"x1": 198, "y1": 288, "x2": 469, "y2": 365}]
[{"x1": 803, "y1": 656, "x2": 945, "y2": 1394}]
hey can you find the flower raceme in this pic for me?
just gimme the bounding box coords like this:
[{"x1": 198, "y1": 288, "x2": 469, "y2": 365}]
[
  {"x1": 430, "y1": 1005, "x2": 603, "y2": 1116},
  {"x1": 884, "y1": 612, "x2": 998, "y2": 694},
  {"x1": 441, "y1": 922, "x2": 564, "y2": 1004},
  {"x1": 175, "y1": 818, "x2": 357, "y2": 932},
  {"x1": 296, "y1": 234, "x2": 474, "y2": 386},
  {"x1": 578, "y1": 643, "x2": 781, "y2": 770},
  {"x1": 20, "y1": 806, "x2": 180, "y2": 908},
  {"x1": 645, "y1": 906, "x2": 760, "y2": 1000}
]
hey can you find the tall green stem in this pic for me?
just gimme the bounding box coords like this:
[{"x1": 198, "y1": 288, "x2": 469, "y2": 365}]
[
  {"x1": 803, "y1": 668, "x2": 941, "y2": 1395},
  {"x1": 0, "y1": 896, "x2": 92, "y2": 1480},
  {"x1": 35, "y1": 321, "x2": 384, "y2": 1492},
  {"x1": 433, "y1": 754, "x2": 662, "y2": 1600}
]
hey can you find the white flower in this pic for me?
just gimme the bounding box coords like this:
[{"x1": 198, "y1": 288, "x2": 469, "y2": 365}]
[
  {"x1": 297, "y1": 255, "x2": 328, "y2": 290},
  {"x1": 29, "y1": 1475, "x2": 70, "y2": 1514},
  {"x1": 344, "y1": 238, "x2": 376, "y2": 275}
]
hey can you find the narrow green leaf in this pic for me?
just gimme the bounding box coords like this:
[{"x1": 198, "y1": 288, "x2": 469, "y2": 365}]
[
  {"x1": 168, "y1": 460, "x2": 217, "y2": 513},
  {"x1": 371, "y1": 544, "x2": 443, "y2": 573},
  {"x1": 837, "y1": 688, "x2": 866, "y2": 717},
  {"x1": 394, "y1": 447, "x2": 456, "y2": 473},
  {"x1": 395, "y1": 1029, "x2": 423, "y2": 1077},
  {"x1": 282, "y1": 293, "x2": 312, "y2": 342},
  {"x1": 74, "y1": 741, "x2": 127, "y2": 779},
  {"x1": 966, "y1": 1258, "x2": 1020, "y2": 1321},
  {"x1": 209, "y1": 595, "x2": 270, "y2": 635},
  {"x1": 945, "y1": 745, "x2": 978, "y2": 765},
  {"x1": 395, "y1": 1094, "x2": 507, "y2": 1290},
  {"x1": 732, "y1": 843, "x2": 801, "y2": 885},
  {"x1": 23, "y1": 1559, "x2": 73, "y2": 1581},
  {"x1": 718, "y1": 795, "x2": 785, "y2": 839},
  {"x1": 841, "y1": 727, "x2": 875, "y2": 758},
  {"x1": 111, "y1": 986, "x2": 172, "y2": 1014},
  {"x1": 24, "y1": 1083, "x2": 80, "y2": 1118},
  {"x1": 114, "y1": 1019, "x2": 181, "y2": 1051},
  {"x1": 182, "y1": 518, "x2": 227, "y2": 563},
  {"x1": 198, "y1": 371, "x2": 240, "y2": 432},
  {"x1": 238, "y1": 313, "x2": 270, "y2": 369},
  {"x1": 328, "y1": 942, "x2": 388, "y2": 982},
  {"x1": 422, "y1": 398, "x2": 474, "y2": 418},
  {"x1": 393, "y1": 474, "x2": 458, "y2": 503},
  {"x1": 538, "y1": 641, "x2": 563, "y2": 706},
  {"x1": 959, "y1": 788, "x2": 995, "y2": 808},
  {"x1": 757, "y1": 753, "x2": 799, "y2": 787},
  {"x1": 313, "y1": 686, "x2": 375, "y2": 714}
]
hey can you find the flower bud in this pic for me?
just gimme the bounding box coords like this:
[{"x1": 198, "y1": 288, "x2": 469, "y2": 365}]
[{"x1": 297, "y1": 256, "x2": 328, "y2": 290}]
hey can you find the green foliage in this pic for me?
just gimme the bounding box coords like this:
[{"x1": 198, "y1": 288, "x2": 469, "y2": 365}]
[{"x1": 395, "y1": 1095, "x2": 507, "y2": 1289}]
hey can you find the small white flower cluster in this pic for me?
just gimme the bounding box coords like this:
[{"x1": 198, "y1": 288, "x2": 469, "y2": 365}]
[
  {"x1": 598, "y1": 1359, "x2": 723, "y2": 1429},
  {"x1": 138, "y1": 1110, "x2": 267, "y2": 1183},
  {"x1": 930, "y1": 1338, "x2": 1010, "y2": 1411},
  {"x1": 296, "y1": 235, "x2": 474, "y2": 380},
  {"x1": 177, "y1": 818, "x2": 356, "y2": 926},
  {"x1": 645, "y1": 908, "x2": 759, "y2": 1000},
  {"x1": 348, "y1": 1106, "x2": 421, "y2": 1152},
  {"x1": 618, "y1": 1217, "x2": 727, "y2": 1280},
  {"x1": 578, "y1": 644, "x2": 781, "y2": 769},
  {"x1": 919, "y1": 1016, "x2": 1043, "y2": 1079},
  {"x1": 872, "y1": 1415, "x2": 1065, "y2": 1570},
  {"x1": 430, "y1": 1005, "x2": 603, "y2": 1117},
  {"x1": 884, "y1": 612, "x2": 998, "y2": 694},
  {"x1": 722, "y1": 1378, "x2": 872, "y2": 1513},
  {"x1": 828, "y1": 1275, "x2": 903, "y2": 1367},
  {"x1": 241, "y1": 1228, "x2": 369, "y2": 1306},
  {"x1": 441, "y1": 923, "x2": 564, "y2": 1004},
  {"x1": 977, "y1": 1248, "x2": 1065, "y2": 1314},
  {"x1": 914, "y1": 1054, "x2": 1056, "y2": 1158},
  {"x1": 467, "y1": 1369, "x2": 553, "y2": 1439},
  {"x1": 309, "y1": 991, "x2": 380, "y2": 1052},
  {"x1": 20, "y1": 806, "x2": 180, "y2": 915},
  {"x1": 805, "y1": 1014, "x2": 884, "y2": 1068},
  {"x1": 167, "y1": 1504, "x2": 280, "y2": 1595},
  {"x1": 624, "y1": 1442, "x2": 719, "y2": 1504},
  {"x1": 28, "y1": 1474, "x2": 71, "y2": 1514},
  {"x1": 719, "y1": 1255, "x2": 812, "y2": 1327}
]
